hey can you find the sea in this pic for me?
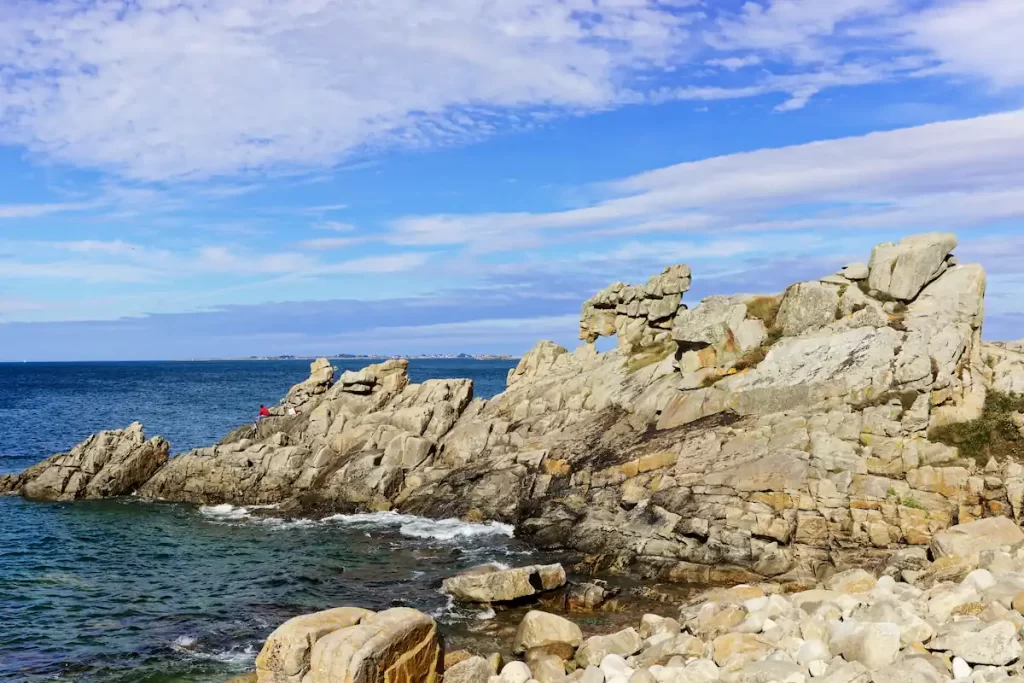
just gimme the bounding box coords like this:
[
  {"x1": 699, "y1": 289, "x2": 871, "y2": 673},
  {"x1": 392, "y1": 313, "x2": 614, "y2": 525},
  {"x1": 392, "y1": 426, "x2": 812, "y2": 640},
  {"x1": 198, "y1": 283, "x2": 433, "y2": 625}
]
[{"x1": 0, "y1": 359, "x2": 536, "y2": 683}]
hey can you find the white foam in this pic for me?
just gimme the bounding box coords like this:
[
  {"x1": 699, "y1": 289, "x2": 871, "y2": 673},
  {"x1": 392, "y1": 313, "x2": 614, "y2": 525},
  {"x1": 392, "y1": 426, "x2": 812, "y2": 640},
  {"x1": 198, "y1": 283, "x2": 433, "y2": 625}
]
[
  {"x1": 475, "y1": 606, "x2": 496, "y2": 620},
  {"x1": 321, "y1": 511, "x2": 515, "y2": 540},
  {"x1": 206, "y1": 644, "x2": 257, "y2": 666},
  {"x1": 199, "y1": 503, "x2": 251, "y2": 520},
  {"x1": 184, "y1": 644, "x2": 257, "y2": 667},
  {"x1": 171, "y1": 635, "x2": 198, "y2": 651},
  {"x1": 197, "y1": 505, "x2": 514, "y2": 540}
]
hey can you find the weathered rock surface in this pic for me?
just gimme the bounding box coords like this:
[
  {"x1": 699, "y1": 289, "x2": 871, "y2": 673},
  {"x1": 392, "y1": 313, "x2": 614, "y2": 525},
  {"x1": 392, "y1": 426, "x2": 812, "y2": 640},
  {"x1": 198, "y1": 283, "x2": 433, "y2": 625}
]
[
  {"x1": 306, "y1": 608, "x2": 441, "y2": 683},
  {"x1": 443, "y1": 656, "x2": 493, "y2": 683},
  {"x1": 930, "y1": 517, "x2": 1024, "y2": 562},
  {"x1": 442, "y1": 563, "x2": 566, "y2": 603},
  {"x1": 0, "y1": 422, "x2": 168, "y2": 501}
]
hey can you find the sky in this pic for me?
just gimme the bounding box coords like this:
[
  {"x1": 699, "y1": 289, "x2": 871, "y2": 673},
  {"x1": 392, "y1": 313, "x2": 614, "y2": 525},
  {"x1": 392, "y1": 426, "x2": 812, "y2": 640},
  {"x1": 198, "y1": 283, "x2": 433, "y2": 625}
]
[{"x1": 1, "y1": 0, "x2": 1023, "y2": 361}]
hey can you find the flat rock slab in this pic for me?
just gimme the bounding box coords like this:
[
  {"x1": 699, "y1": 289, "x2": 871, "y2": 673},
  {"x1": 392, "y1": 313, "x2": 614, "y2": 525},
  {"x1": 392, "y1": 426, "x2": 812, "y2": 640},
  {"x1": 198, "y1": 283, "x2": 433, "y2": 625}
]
[{"x1": 443, "y1": 563, "x2": 566, "y2": 603}]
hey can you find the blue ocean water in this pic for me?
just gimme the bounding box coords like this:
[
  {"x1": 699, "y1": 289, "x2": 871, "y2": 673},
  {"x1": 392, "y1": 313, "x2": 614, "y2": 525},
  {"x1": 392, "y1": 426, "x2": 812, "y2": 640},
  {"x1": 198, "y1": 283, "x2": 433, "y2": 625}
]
[{"x1": 0, "y1": 359, "x2": 529, "y2": 683}]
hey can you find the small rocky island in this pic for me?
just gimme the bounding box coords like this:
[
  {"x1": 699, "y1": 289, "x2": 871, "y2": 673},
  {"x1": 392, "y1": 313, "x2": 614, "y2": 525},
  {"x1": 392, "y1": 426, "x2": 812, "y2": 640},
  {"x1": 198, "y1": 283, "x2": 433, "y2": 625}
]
[{"x1": 7, "y1": 231, "x2": 1024, "y2": 683}]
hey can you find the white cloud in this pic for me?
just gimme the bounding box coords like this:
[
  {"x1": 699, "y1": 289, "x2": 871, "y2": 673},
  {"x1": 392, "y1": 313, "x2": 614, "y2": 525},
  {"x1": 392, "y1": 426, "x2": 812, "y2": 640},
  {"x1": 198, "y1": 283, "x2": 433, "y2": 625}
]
[
  {"x1": 319, "y1": 253, "x2": 431, "y2": 274},
  {"x1": 316, "y1": 222, "x2": 357, "y2": 233},
  {"x1": 705, "y1": 55, "x2": 762, "y2": 70},
  {"x1": 901, "y1": 0, "x2": 1024, "y2": 88},
  {"x1": 46, "y1": 240, "x2": 146, "y2": 256},
  {"x1": 0, "y1": 201, "x2": 97, "y2": 219},
  {"x1": 387, "y1": 109, "x2": 1024, "y2": 249},
  {"x1": 0, "y1": 0, "x2": 694, "y2": 180},
  {"x1": 1, "y1": 0, "x2": 1020, "y2": 177}
]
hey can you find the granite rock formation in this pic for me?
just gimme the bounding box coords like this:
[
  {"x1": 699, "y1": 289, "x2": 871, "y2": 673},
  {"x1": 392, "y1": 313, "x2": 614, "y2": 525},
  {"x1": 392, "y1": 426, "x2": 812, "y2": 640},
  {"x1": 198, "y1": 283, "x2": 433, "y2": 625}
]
[{"x1": 8, "y1": 231, "x2": 1024, "y2": 585}]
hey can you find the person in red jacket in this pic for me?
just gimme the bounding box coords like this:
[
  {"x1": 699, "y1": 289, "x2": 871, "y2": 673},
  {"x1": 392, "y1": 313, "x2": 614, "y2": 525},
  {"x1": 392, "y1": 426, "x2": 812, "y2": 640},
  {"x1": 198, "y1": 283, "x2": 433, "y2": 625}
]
[{"x1": 258, "y1": 404, "x2": 271, "y2": 418}]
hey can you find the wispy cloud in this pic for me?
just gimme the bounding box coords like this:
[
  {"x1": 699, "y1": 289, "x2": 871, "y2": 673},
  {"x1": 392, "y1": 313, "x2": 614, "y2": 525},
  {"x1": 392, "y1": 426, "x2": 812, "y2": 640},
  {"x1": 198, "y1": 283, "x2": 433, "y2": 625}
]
[
  {"x1": 296, "y1": 237, "x2": 365, "y2": 250},
  {"x1": 387, "y1": 109, "x2": 1024, "y2": 250},
  {"x1": 0, "y1": 201, "x2": 98, "y2": 219}
]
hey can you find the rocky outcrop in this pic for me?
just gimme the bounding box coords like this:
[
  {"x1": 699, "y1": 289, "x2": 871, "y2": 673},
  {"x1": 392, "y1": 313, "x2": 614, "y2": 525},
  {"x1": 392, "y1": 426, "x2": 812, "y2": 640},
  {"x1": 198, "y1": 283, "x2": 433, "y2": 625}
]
[
  {"x1": 867, "y1": 232, "x2": 958, "y2": 302},
  {"x1": 8, "y1": 231, "x2": 1024, "y2": 585},
  {"x1": 0, "y1": 422, "x2": 168, "y2": 501},
  {"x1": 986, "y1": 344, "x2": 1024, "y2": 396},
  {"x1": 257, "y1": 607, "x2": 441, "y2": 683}
]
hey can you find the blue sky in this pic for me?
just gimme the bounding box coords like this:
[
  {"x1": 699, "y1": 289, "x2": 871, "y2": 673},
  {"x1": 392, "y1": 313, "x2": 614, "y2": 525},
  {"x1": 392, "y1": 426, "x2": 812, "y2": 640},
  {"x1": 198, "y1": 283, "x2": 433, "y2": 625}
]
[{"x1": 1, "y1": 0, "x2": 1023, "y2": 360}]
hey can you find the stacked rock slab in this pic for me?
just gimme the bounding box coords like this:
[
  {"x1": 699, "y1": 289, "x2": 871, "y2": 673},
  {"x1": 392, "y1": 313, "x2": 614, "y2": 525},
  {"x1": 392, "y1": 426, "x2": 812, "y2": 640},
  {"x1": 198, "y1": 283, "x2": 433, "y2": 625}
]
[
  {"x1": 256, "y1": 607, "x2": 441, "y2": 683},
  {"x1": 0, "y1": 422, "x2": 168, "y2": 501},
  {"x1": 8, "y1": 231, "x2": 1024, "y2": 584},
  {"x1": 579, "y1": 265, "x2": 692, "y2": 350}
]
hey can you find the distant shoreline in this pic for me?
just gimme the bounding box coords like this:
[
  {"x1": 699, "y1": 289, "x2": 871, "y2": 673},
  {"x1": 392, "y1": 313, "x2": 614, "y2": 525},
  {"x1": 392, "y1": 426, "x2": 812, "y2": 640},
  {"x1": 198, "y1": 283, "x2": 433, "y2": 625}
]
[
  {"x1": 0, "y1": 355, "x2": 522, "y2": 364},
  {"x1": 183, "y1": 354, "x2": 522, "y2": 362}
]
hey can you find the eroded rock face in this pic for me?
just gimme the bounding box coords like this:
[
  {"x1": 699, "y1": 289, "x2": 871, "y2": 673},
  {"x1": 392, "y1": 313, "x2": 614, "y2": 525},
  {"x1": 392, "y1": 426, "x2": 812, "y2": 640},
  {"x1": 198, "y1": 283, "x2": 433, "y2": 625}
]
[
  {"x1": 579, "y1": 264, "x2": 691, "y2": 350},
  {"x1": 0, "y1": 422, "x2": 168, "y2": 501}
]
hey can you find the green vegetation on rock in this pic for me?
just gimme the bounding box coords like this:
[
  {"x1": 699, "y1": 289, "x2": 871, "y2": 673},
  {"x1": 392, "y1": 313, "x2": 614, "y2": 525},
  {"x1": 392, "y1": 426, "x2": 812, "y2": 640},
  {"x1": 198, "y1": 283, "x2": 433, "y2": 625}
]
[
  {"x1": 625, "y1": 340, "x2": 677, "y2": 374},
  {"x1": 929, "y1": 391, "x2": 1024, "y2": 463}
]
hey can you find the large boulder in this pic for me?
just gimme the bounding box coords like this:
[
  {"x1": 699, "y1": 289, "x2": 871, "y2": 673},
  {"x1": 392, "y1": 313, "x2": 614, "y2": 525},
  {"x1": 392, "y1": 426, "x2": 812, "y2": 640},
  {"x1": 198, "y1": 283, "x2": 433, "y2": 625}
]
[
  {"x1": 306, "y1": 608, "x2": 442, "y2": 683},
  {"x1": 867, "y1": 232, "x2": 957, "y2": 302},
  {"x1": 256, "y1": 606, "x2": 373, "y2": 683},
  {"x1": 930, "y1": 518, "x2": 1024, "y2": 561},
  {"x1": 1, "y1": 422, "x2": 169, "y2": 502},
  {"x1": 442, "y1": 563, "x2": 566, "y2": 603},
  {"x1": 513, "y1": 611, "x2": 583, "y2": 654}
]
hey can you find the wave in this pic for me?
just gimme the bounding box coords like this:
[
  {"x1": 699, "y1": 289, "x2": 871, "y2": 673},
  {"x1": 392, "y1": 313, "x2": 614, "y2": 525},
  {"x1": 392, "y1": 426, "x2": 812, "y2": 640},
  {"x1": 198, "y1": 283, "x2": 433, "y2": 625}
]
[
  {"x1": 321, "y1": 511, "x2": 515, "y2": 541},
  {"x1": 198, "y1": 505, "x2": 514, "y2": 541},
  {"x1": 172, "y1": 634, "x2": 256, "y2": 667}
]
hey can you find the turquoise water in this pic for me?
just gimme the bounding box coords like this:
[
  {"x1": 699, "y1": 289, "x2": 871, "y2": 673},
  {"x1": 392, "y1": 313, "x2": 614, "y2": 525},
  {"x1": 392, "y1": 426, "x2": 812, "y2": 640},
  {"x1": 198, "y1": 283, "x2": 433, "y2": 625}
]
[{"x1": 0, "y1": 360, "x2": 528, "y2": 682}]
